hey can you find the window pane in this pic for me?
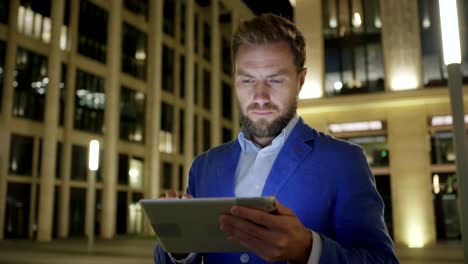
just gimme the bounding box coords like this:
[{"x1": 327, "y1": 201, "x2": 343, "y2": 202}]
[
  {"x1": 203, "y1": 22, "x2": 211, "y2": 61},
  {"x1": 222, "y1": 127, "x2": 233, "y2": 143},
  {"x1": 430, "y1": 131, "x2": 458, "y2": 164},
  {"x1": 71, "y1": 145, "x2": 87, "y2": 181},
  {"x1": 13, "y1": 47, "x2": 48, "y2": 121},
  {"x1": 17, "y1": 0, "x2": 52, "y2": 43},
  {"x1": 178, "y1": 165, "x2": 184, "y2": 192},
  {"x1": 194, "y1": 63, "x2": 199, "y2": 104},
  {"x1": 222, "y1": 82, "x2": 232, "y2": 120},
  {"x1": 55, "y1": 142, "x2": 62, "y2": 179},
  {"x1": 432, "y1": 172, "x2": 461, "y2": 240},
  {"x1": 194, "y1": 13, "x2": 199, "y2": 54},
  {"x1": 118, "y1": 154, "x2": 129, "y2": 185},
  {"x1": 375, "y1": 175, "x2": 393, "y2": 238},
  {"x1": 162, "y1": 162, "x2": 173, "y2": 190},
  {"x1": 122, "y1": 22, "x2": 147, "y2": 80},
  {"x1": 0, "y1": 41, "x2": 5, "y2": 111},
  {"x1": 160, "y1": 102, "x2": 174, "y2": 153},
  {"x1": 0, "y1": 0, "x2": 8, "y2": 24},
  {"x1": 180, "y1": 2, "x2": 186, "y2": 44},
  {"x1": 116, "y1": 191, "x2": 127, "y2": 234},
  {"x1": 202, "y1": 118, "x2": 211, "y2": 151},
  {"x1": 129, "y1": 157, "x2": 144, "y2": 190},
  {"x1": 124, "y1": 0, "x2": 148, "y2": 20},
  {"x1": 59, "y1": 64, "x2": 67, "y2": 126},
  {"x1": 163, "y1": 0, "x2": 175, "y2": 36},
  {"x1": 78, "y1": 0, "x2": 108, "y2": 63},
  {"x1": 203, "y1": 69, "x2": 211, "y2": 110},
  {"x1": 222, "y1": 36, "x2": 231, "y2": 75},
  {"x1": 9, "y1": 134, "x2": 34, "y2": 176},
  {"x1": 69, "y1": 187, "x2": 85, "y2": 236},
  {"x1": 345, "y1": 136, "x2": 389, "y2": 167},
  {"x1": 193, "y1": 114, "x2": 198, "y2": 155},
  {"x1": 323, "y1": 0, "x2": 384, "y2": 96},
  {"x1": 179, "y1": 109, "x2": 185, "y2": 154},
  {"x1": 74, "y1": 69, "x2": 105, "y2": 134},
  {"x1": 179, "y1": 55, "x2": 185, "y2": 99},
  {"x1": 162, "y1": 45, "x2": 174, "y2": 93},
  {"x1": 120, "y1": 86, "x2": 145, "y2": 143},
  {"x1": 5, "y1": 182, "x2": 31, "y2": 238}
]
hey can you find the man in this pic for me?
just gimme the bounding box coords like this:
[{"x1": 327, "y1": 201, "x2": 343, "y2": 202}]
[{"x1": 155, "y1": 14, "x2": 399, "y2": 263}]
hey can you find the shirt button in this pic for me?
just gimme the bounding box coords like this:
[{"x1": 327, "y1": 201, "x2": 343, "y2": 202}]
[{"x1": 240, "y1": 253, "x2": 249, "y2": 263}]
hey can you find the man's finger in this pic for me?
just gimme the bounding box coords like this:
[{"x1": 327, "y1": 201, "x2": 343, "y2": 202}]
[
  {"x1": 274, "y1": 199, "x2": 294, "y2": 216},
  {"x1": 229, "y1": 206, "x2": 279, "y2": 229},
  {"x1": 165, "y1": 190, "x2": 178, "y2": 198}
]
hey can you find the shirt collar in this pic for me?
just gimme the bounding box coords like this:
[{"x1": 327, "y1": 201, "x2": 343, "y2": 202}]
[{"x1": 237, "y1": 114, "x2": 300, "y2": 152}]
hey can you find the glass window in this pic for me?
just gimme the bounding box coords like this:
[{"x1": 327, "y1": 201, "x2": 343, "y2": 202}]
[
  {"x1": 430, "y1": 131, "x2": 456, "y2": 164},
  {"x1": 122, "y1": 23, "x2": 147, "y2": 80},
  {"x1": 9, "y1": 134, "x2": 34, "y2": 176},
  {"x1": 203, "y1": 22, "x2": 211, "y2": 61},
  {"x1": 17, "y1": 0, "x2": 51, "y2": 43},
  {"x1": 116, "y1": 191, "x2": 127, "y2": 234},
  {"x1": 118, "y1": 154, "x2": 129, "y2": 185},
  {"x1": 120, "y1": 86, "x2": 145, "y2": 143},
  {"x1": 222, "y1": 36, "x2": 232, "y2": 75},
  {"x1": 124, "y1": 0, "x2": 148, "y2": 20},
  {"x1": 0, "y1": 41, "x2": 5, "y2": 111},
  {"x1": 69, "y1": 187, "x2": 85, "y2": 236},
  {"x1": 194, "y1": 13, "x2": 199, "y2": 54},
  {"x1": 5, "y1": 182, "x2": 31, "y2": 238},
  {"x1": 432, "y1": 172, "x2": 461, "y2": 240},
  {"x1": 55, "y1": 142, "x2": 62, "y2": 179},
  {"x1": 345, "y1": 136, "x2": 389, "y2": 167},
  {"x1": 78, "y1": 0, "x2": 108, "y2": 63},
  {"x1": 194, "y1": 63, "x2": 199, "y2": 104},
  {"x1": 179, "y1": 55, "x2": 185, "y2": 99},
  {"x1": 179, "y1": 2, "x2": 186, "y2": 44},
  {"x1": 323, "y1": 0, "x2": 384, "y2": 96},
  {"x1": 71, "y1": 144, "x2": 87, "y2": 181},
  {"x1": 59, "y1": 64, "x2": 67, "y2": 126},
  {"x1": 179, "y1": 109, "x2": 185, "y2": 154},
  {"x1": 163, "y1": 0, "x2": 175, "y2": 36},
  {"x1": 162, "y1": 45, "x2": 175, "y2": 93},
  {"x1": 202, "y1": 69, "x2": 211, "y2": 110},
  {"x1": 375, "y1": 175, "x2": 393, "y2": 238},
  {"x1": 160, "y1": 102, "x2": 174, "y2": 153},
  {"x1": 419, "y1": 0, "x2": 468, "y2": 87},
  {"x1": 0, "y1": 0, "x2": 8, "y2": 24},
  {"x1": 193, "y1": 114, "x2": 198, "y2": 155},
  {"x1": 13, "y1": 47, "x2": 48, "y2": 121},
  {"x1": 178, "y1": 165, "x2": 184, "y2": 192},
  {"x1": 202, "y1": 118, "x2": 211, "y2": 151},
  {"x1": 129, "y1": 157, "x2": 144, "y2": 190},
  {"x1": 222, "y1": 82, "x2": 232, "y2": 120},
  {"x1": 162, "y1": 161, "x2": 173, "y2": 189},
  {"x1": 74, "y1": 69, "x2": 105, "y2": 134},
  {"x1": 222, "y1": 127, "x2": 233, "y2": 143}
]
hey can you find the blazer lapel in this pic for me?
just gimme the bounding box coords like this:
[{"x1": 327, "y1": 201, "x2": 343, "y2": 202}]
[
  {"x1": 216, "y1": 141, "x2": 241, "y2": 197},
  {"x1": 261, "y1": 119, "x2": 315, "y2": 196}
]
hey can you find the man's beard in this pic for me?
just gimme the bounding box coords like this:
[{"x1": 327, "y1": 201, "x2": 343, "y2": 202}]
[{"x1": 240, "y1": 99, "x2": 297, "y2": 138}]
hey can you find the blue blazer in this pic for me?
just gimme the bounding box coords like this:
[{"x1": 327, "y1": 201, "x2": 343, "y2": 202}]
[{"x1": 155, "y1": 119, "x2": 399, "y2": 263}]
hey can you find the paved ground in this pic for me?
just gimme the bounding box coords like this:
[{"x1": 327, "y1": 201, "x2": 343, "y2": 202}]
[{"x1": 0, "y1": 237, "x2": 464, "y2": 264}]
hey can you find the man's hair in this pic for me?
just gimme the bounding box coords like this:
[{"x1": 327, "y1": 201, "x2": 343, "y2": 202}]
[{"x1": 231, "y1": 13, "x2": 306, "y2": 72}]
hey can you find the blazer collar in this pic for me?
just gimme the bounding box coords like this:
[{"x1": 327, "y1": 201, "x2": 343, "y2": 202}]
[{"x1": 261, "y1": 118, "x2": 316, "y2": 196}]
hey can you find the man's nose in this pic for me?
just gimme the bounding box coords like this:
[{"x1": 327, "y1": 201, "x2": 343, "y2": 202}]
[{"x1": 252, "y1": 81, "x2": 270, "y2": 106}]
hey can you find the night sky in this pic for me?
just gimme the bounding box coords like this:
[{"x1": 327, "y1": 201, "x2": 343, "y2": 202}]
[{"x1": 242, "y1": 0, "x2": 294, "y2": 21}]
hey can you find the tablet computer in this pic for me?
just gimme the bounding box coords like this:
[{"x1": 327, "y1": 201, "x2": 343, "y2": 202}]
[{"x1": 140, "y1": 196, "x2": 276, "y2": 253}]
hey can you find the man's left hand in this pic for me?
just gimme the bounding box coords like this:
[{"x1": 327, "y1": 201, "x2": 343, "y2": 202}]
[{"x1": 219, "y1": 199, "x2": 313, "y2": 263}]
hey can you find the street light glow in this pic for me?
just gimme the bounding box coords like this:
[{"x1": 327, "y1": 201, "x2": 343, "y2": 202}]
[
  {"x1": 439, "y1": 0, "x2": 461, "y2": 65},
  {"x1": 88, "y1": 140, "x2": 100, "y2": 171}
]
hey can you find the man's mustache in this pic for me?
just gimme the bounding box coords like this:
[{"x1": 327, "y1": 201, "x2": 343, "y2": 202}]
[{"x1": 247, "y1": 103, "x2": 279, "y2": 111}]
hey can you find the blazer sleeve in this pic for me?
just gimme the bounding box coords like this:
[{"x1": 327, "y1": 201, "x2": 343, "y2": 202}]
[{"x1": 319, "y1": 146, "x2": 399, "y2": 264}]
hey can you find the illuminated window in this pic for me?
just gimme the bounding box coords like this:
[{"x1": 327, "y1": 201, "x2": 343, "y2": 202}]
[
  {"x1": 122, "y1": 23, "x2": 147, "y2": 80},
  {"x1": 78, "y1": 0, "x2": 108, "y2": 63},
  {"x1": 323, "y1": 0, "x2": 384, "y2": 96},
  {"x1": 432, "y1": 173, "x2": 461, "y2": 240},
  {"x1": 8, "y1": 134, "x2": 34, "y2": 176},
  {"x1": 160, "y1": 102, "x2": 174, "y2": 153},
  {"x1": 120, "y1": 87, "x2": 145, "y2": 143}
]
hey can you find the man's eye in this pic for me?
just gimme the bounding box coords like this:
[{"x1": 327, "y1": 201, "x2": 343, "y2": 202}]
[
  {"x1": 269, "y1": 79, "x2": 283, "y2": 84},
  {"x1": 242, "y1": 79, "x2": 254, "y2": 84}
]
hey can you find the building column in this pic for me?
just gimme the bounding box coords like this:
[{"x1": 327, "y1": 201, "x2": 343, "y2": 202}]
[
  {"x1": 146, "y1": 0, "x2": 163, "y2": 200},
  {"x1": 0, "y1": 0, "x2": 19, "y2": 240},
  {"x1": 388, "y1": 107, "x2": 436, "y2": 247},
  {"x1": 183, "y1": 0, "x2": 195, "y2": 188},
  {"x1": 380, "y1": 0, "x2": 422, "y2": 91},
  {"x1": 210, "y1": 0, "x2": 221, "y2": 147},
  {"x1": 101, "y1": 0, "x2": 122, "y2": 239},
  {"x1": 295, "y1": 0, "x2": 324, "y2": 99},
  {"x1": 37, "y1": 0, "x2": 65, "y2": 242},
  {"x1": 230, "y1": 9, "x2": 241, "y2": 135},
  {"x1": 58, "y1": 0, "x2": 79, "y2": 239}
]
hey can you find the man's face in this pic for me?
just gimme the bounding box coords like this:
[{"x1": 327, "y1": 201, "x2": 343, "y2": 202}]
[{"x1": 234, "y1": 42, "x2": 306, "y2": 138}]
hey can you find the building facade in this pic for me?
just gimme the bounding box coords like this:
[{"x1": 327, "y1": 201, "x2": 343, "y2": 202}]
[
  {"x1": 0, "y1": 0, "x2": 252, "y2": 241},
  {"x1": 1, "y1": 0, "x2": 467, "y2": 251}
]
